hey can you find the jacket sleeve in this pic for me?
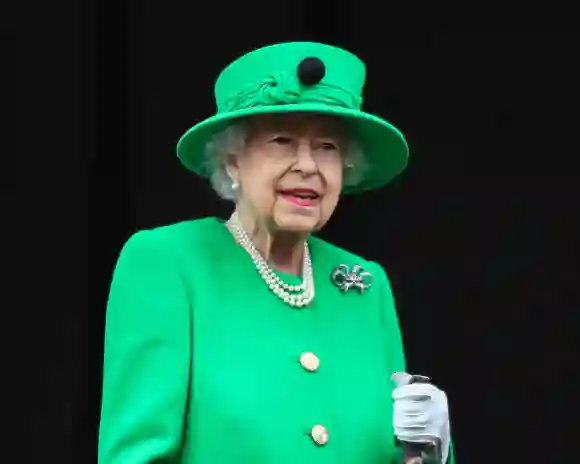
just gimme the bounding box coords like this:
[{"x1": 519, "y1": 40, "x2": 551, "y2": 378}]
[
  {"x1": 98, "y1": 230, "x2": 191, "y2": 464},
  {"x1": 372, "y1": 262, "x2": 455, "y2": 464}
]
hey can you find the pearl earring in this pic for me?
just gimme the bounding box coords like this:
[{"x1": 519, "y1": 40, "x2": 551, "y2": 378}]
[{"x1": 232, "y1": 181, "x2": 239, "y2": 191}]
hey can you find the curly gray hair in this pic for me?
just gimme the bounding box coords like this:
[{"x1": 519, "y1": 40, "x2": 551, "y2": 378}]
[{"x1": 203, "y1": 119, "x2": 368, "y2": 201}]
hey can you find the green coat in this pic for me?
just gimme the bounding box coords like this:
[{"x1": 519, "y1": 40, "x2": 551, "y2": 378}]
[{"x1": 98, "y1": 217, "x2": 454, "y2": 463}]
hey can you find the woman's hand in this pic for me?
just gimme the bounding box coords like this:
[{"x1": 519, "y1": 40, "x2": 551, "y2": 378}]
[{"x1": 392, "y1": 372, "x2": 451, "y2": 463}]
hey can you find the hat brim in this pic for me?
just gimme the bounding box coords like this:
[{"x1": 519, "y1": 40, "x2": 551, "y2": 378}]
[{"x1": 176, "y1": 103, "x2": 409, "y2": 194}]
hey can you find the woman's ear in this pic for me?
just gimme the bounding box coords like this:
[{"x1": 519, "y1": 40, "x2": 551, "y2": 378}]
[{"x1": 225, "y1": 154, "x2": 239, "y2": 184}]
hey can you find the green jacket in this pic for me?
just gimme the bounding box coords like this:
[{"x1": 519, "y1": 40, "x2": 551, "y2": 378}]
[{"x1": 98, "y1": 217, "x2": 454, "y2": 463}]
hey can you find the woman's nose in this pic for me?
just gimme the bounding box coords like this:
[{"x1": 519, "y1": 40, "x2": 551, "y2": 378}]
[{"x1": 294, "y1": 143, "x2": 318, "y2": 173}]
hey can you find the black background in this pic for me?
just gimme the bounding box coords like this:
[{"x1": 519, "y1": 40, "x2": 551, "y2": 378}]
[{"x1": 4, "y1": 1, "x2": 579, "y2": 462}]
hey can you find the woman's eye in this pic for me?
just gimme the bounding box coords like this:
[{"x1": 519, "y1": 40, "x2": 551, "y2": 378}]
[
  {"x1": 319, "y1": 141, "x2": 338, "y2": 150},
  {"x1": 271, "y1": 136, "x2": 293, "y2": 145}
]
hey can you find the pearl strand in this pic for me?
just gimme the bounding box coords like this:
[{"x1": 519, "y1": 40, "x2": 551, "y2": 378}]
[{"x1": 226, "y1": 212, "x2": 315, "y2": 308}]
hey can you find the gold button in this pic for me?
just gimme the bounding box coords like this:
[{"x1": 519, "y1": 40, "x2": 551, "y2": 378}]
[
  {"x1": 311, "y1": 424, "x2": 328, "y2": 445},
  {"x1": 299, "y1": 352, "x2": 319, "y2": 372}
]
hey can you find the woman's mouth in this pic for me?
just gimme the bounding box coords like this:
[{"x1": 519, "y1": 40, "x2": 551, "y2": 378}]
[{"x1": 278, "y1": 188, "x2": 321, "y2": 207}]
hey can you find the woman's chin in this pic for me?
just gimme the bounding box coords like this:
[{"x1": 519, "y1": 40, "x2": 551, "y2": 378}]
[{"x1": 272, "y1": 212, "x2": 321, "y2": 234}]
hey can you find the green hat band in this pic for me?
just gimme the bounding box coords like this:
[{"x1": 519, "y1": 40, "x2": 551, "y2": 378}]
[{"x1": 221, "y1": 72, "x2": 363, "y2": 114}]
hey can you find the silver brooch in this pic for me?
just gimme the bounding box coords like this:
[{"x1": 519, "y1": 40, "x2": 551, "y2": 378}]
[{"x1": 330, "y1": 264, "x2": 373, "y2": 294}]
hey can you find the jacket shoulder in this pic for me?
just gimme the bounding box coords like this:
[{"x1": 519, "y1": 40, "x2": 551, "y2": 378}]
[{"x1": 116, "y1": 217, "x2": 234, "y2": 275}]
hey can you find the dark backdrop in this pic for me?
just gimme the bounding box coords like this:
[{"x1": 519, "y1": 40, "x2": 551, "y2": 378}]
[{"x1": 5, "y1": 0, "x2": 578, "y2": 462}]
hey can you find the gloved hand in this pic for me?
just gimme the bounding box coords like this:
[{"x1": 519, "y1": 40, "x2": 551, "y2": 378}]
[{"x1": 392, "y1": 372, "x2": 451, "y2": 463}]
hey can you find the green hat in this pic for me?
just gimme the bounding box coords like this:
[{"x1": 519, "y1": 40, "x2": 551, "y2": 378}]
[{"x1": 176, "y1": 42, "x2": 409, "y2": 194}]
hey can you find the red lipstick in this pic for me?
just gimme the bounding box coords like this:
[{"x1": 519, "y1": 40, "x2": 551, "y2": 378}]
[{"x1": 278, "y1": 188, "x2": 320, "y2": 207}]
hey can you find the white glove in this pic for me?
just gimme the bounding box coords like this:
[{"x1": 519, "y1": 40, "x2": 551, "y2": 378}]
[{"x1": 392, "y1": 372, "x2": 451, "y2": 463}]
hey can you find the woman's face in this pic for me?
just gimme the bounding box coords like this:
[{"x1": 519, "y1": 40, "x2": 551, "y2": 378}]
[{"x1": 228, "y1": 113, "x2": 347, "y2": 234}]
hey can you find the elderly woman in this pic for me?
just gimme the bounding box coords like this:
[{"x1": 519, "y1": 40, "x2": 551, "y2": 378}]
[{"x1": 98, "y1": 42, "x2": 454, "y2": 464}]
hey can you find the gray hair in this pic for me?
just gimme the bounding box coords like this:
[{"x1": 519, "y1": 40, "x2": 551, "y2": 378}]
[{"x1": 203, "y1": 119, "x2": 368, "y2": 201}]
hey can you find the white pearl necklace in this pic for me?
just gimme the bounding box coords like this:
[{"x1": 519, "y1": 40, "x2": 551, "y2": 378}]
[{"x1": 226, "y1": 212, "x2": 315, "y2": 308}]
